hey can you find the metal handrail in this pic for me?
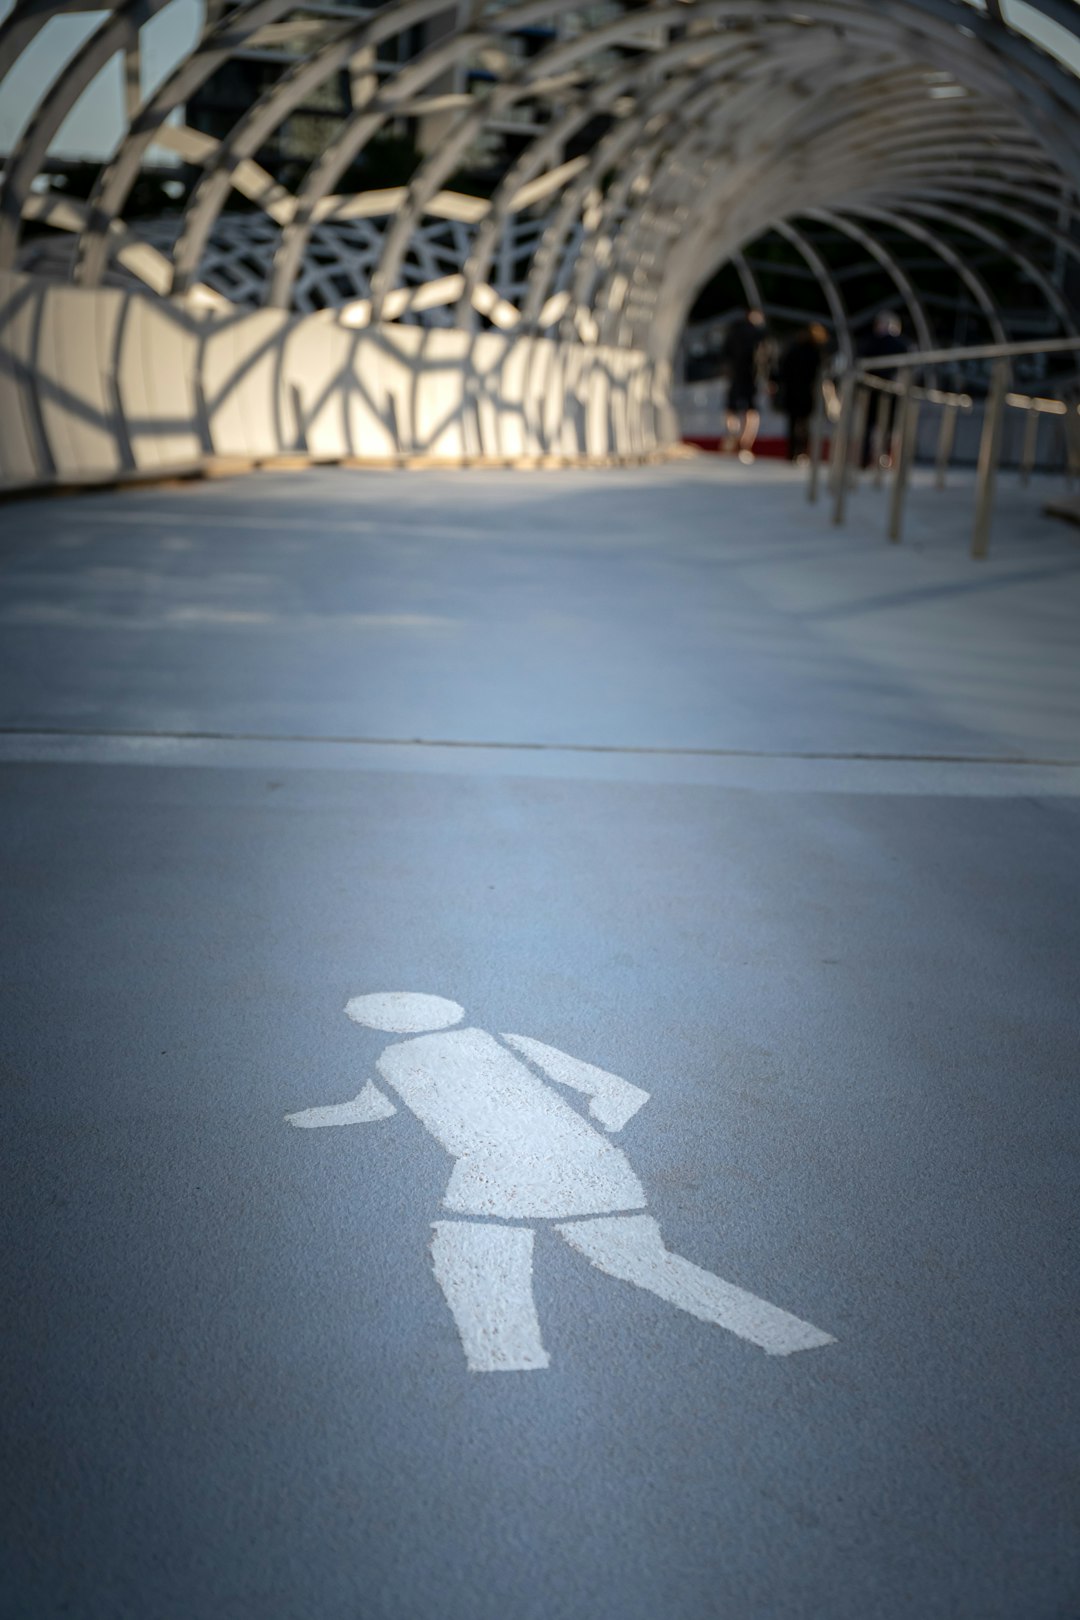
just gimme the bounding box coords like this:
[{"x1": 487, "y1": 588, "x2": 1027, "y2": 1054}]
[
  {"x1": 854, "y1": 372, "x2": 1080, "y2": 414},
  {"x1": 813, "y1": 335, "x2": 1080, "y2": 557},
  {"x1": 849, "y1": 336, "x2": 1080, "y2": 370}
]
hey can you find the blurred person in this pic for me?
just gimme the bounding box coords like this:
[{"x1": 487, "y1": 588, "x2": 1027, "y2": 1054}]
[
  {"x1": 777, "y1": 323, "x2": 828, "y2": 463},
  {"x1": 721, "y1": 305, "x2": 767, "y2": 463}
]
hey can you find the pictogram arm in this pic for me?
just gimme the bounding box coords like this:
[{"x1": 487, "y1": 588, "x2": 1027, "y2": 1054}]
[
  {"x1": 500, "y1": 1034, "x2": 649, "y2": 1132},
  {"x1": 285, "y1": 1079, "x2": 397, "y2": 1129}
]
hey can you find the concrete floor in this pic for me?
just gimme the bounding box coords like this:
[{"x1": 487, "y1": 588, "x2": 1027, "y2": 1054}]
[{"x1": 1, "y1": 459, "x2": 1078, "y2": 1620}]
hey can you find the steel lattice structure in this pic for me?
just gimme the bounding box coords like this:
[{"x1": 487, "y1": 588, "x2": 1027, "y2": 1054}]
[{"x1": 1, "y1": 0, "x2": 1078, "y2": 363}]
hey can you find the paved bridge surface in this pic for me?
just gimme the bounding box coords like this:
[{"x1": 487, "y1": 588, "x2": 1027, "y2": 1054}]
[{"x1": 2, "y1": 460, "x2": 1078, "y2": 1620}]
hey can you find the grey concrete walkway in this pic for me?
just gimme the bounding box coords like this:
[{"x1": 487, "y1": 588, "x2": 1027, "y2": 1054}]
[{"x1": 2, "y1": 460, "x2": 1078, "y2": 1620}]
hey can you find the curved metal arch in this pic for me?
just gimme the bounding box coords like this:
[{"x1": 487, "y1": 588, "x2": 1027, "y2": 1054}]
[
  {"x1": 792, "y1": 115, "x2": 1064, "y2": 195},
  {"x1": 449, "y1": 29, "x2": 770, "y2": 330},
  {"x1": 788, "y1": 213, "x2": 932, "y2": 355},
  {"x1": 0, "y1": 0, "x2": 1076, "y2": 386},
  {"x1": 769, "y1": 221, "x2": 855, "y2": 362},
  {"x1": 576, "y1": 29, "x2": 909, "y2": 343},
  {"x1": 366, "y1": 0, "x2": 717, "y2": 320},
  {"x1": 577, "y1": 52, "x2": 821, "y2": 342},
  {"x1": 263, "y1": 0, "x2": 696, "y2": 312},
  {"x1": 589, "y1": 69, "x2": 850, "y2": 348},
  {"x1": 876, "y1": 198, "x2": 1078, "y2": 335},
  {"x1": 0, "y1": 0, "x2": 174, "y2": 270},
  {"x1": 0, "y1": 0, "x2": 116, "y2": 84},
  {"x1": 782, "y1": 168, "x2": 1073, "y2": 341},
  {"x1": 74, "y1": 0, "x2": 298, "y2": 288},
  {"x1": 511, "y1": 39, "x2": 782, "y2": 332},
  {"x1": 830, "y1": 205, "x2": 1007, "y2": 346},
  {"x1": 889, "y1": 188, "x2": 1080, "y2": 299},
  {"x1": 10, "y1": 5, "x2": 1049, "y2": 255},
  {"x1": 811, "y1": 0, "x2": 1080, "y2": 143},
  {"x1": 170, "y1": 0, "x2": 463, "y2": 295},
  {"x1": 368, "y1": 0, "x2": 1066, "y2": 325},
  {"x1": 753, "y1": 65, "x2": 1063, "y2": 184},
  {"x1": 893, "y1": 0, "x2": 1080, "y2": 151},
  {"x1": 265, "y1": 12, "x2": 523, "y2": 309},
  {"x1": 582, "y1": 31, "x2": 1055, "y2": 286},
  {"x1": 255, "y1": 0, "x2": 683, "y2": 311},
  {"x1": 588, "y1": 61, "x2": 985, "y2": 351},
  {"x1": 874, "y1": 172, "x2": 1078, "y2": 228},
  {"x1": 643, "y1": 86, "x2": 1069, "y2": 359}
]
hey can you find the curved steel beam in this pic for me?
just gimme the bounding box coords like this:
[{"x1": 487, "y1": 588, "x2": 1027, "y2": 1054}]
[
  {"x1": 829, "y1": 204, "x2": 1007, "y2": 345},
  {"x1": 0, "y1": 0, "x2": 1075, "y2": 385},
  {"x1": 0, "y1": 0, "x2": 175, "y2": 269}
]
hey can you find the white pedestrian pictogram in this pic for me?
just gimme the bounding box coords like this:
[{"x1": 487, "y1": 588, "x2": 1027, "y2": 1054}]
[{"x1": 286, "y1": 992, "x2": 835, "y2": 1372}]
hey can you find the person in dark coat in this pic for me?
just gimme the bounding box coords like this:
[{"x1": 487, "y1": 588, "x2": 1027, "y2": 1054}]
[
  {"x1": 720, "y1": 306, "x2": 767, "y2": 461},
  {"x1": 777, "y1": 323, "x2": 828, "y2": 462}
]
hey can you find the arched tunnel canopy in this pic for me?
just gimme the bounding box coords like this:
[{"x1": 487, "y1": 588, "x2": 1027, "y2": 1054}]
[{"x1": 1, "y1": 0, "x2": 1078, "y2": 364}]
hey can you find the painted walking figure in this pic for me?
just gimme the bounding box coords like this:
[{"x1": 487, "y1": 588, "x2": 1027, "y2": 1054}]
[{"x1": 286, "y1": 992, "x2": 834, "y2": 1372}]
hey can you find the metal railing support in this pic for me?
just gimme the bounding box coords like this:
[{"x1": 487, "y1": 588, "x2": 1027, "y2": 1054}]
[
  {"x1": 887, "y1": 385, "x2": 918, "y2": 544},
  {"x1": 831, "y1": 373, "x2": 857, "y2": 525},
  {"x1": 972, "y1": 360, "x2": 1009, "y2": 560},
  {"x1": 1019, "y1": 405, "x2": 1039, "y2": 487},
  {"x1": 870, "y1": 388, "x2": 890, "y2": 487},
  {"x1": 807, "y1": 390, "x2": 825, "y2": 504},
  {"x1": 935, "y1": 402, "x2": 958, "y2": 490},
  {"x1": 1064, "y1": 402, "x2": 1080, "y2": 491},
  {"x1": 850, "y1": 384, "x2": 870, "y2": 486},
  {"x1": 809, "y1": 337, "x2": 1080, "y2": 558}
]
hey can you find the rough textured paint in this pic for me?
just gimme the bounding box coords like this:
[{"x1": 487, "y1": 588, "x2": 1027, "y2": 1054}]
[
  {"x1": 285, "y1": 1000, "x2": 834, "y2": 1370},
  {"x1": 556, "y1": 1215, "x2": 835, "y2": 1356},
  {"x1": 502, "y1": 1032, "x2": 649, "y2": 1131},
  {"x1": 377, "y1": 1027, "x2": 647, "y2": 1219},
  {"x1": 285, "y1": 1080, "x2": 397, "y2": 1128},
  {"x1": 430, "y1": 1222, "x2": 550, "y2": 1372},
  {"x1": 344, "y1": 991, "x2": 464, "y2": 1033}
]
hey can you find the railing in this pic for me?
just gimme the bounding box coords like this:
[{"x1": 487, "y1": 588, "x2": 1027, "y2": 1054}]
[{"x1": 812, "y1": 336, "x2": 1080, "y2": 558}]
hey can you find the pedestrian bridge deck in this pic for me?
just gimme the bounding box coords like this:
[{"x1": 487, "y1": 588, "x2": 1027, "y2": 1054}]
[{"x1": 1, "y1": 461, "x2": 1078, "y2": 1620}]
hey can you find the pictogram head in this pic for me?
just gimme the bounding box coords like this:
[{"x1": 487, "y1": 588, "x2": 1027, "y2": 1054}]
[{"x1": 344, "y1": 992, "x2": 464, "y2": 1033}]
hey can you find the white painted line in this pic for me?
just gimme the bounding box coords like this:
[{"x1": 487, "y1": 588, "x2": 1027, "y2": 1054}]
[
  {"x1": 7, "y1": 731, "x2": 1080, "y2": 796},
  {"x1": 285, "y1": 1080, "x2": 397, "y2": 1128},
  {"x1": 502, "y1": 1033, "x2": 649, "y2": 1131},
  {"x1": 431, "y1": 1222, "x2": 550, "y2": 1372},
  {"x1": 556, "y1": 1215, "x2": 835, "y2": 1356}
]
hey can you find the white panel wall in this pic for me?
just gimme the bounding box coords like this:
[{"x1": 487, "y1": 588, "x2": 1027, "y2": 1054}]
[
  {"x1": 0, "y1": 274, "x2": 48, "y2": 486},
  {"x1": 201, "y1": 309, "x2": 295, "y2": 460},
  {"x1": 0, "y1": 271, "x2": 672, "y2": 492},
  {"x1": 35, "y1": 283, "x2": 126, "y2": 478},
  {"x1": 119, "y1": 292, "x2": 204, "y2": 471}
]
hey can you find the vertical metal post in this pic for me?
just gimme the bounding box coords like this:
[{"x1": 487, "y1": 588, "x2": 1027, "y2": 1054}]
[
  {"x1": 886, "y1": 384, "x2": 918, "y2": 544},
  {"x1": 935, "y1": 402, "x2": 958, "y2": 489},
  {"x1": 807, "y1": 387, "x2": 825, "y2": 503},
  {"x1": 971, "y1": 360, "x2": 1008, "y2": 560},
  {"x1": 1064, "y1": 401, "x2": 1080, "y2": 491},
  {"x1": 850, "y1": 386, "x2": 870, "y2": 486},
  {"x1": 1019, "y1": 406, "x2": 1039, "y2": 487},
  {"x1": 831, "y1": 373, "x2": 857, "y2": 525},
  {"x1": 870, "y1": 388, "x2": 890, "y2": 487}
]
